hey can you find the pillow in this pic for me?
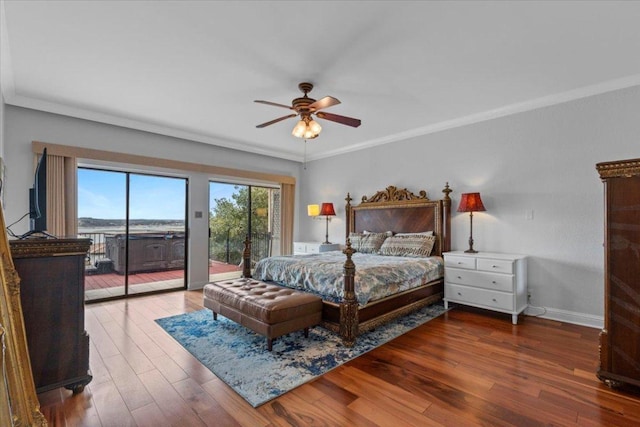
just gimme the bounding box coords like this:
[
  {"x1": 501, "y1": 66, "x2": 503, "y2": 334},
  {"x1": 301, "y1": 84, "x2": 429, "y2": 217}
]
[
  {"x1": 363, "y1": 230, "x2": 393, "y2": 236},
  {"x1": 349, "y1": 232, "x2": 388, "y2": 253},
  {"x1": 379, "y1": 235, "x2": 436, "y2": 257},
  {"x1": 394, "y1": 231, "x2": 433, "y2": 237}
]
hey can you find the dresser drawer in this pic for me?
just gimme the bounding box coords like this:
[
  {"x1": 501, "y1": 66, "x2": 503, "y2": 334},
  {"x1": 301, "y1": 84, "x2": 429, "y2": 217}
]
[
  {"x1": 477, "y1": 258, "x2": 514, "y2": 274},
  {"x1": 445, "y1": 269, "x2": 514, "y2": 293},
  {"x1": 445, "y1": 255, "x2": 476, "y2": 270},
  {"x1": 445, "y1": 283, "x2": 514, "y2": 311},
  {"x1": 293, "y1": 242, "x2": 306, "y2": 254}
]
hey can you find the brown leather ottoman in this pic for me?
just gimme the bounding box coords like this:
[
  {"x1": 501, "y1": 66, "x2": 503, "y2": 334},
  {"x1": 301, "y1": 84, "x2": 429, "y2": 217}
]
[{"x1": 203, "y1": 278, "x2": 323, "y2": 351}]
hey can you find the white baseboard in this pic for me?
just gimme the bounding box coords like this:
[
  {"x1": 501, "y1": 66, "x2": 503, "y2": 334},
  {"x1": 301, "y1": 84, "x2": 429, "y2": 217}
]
[
  {"x1": 525, "y1": 305, "x2": 603, "y2": 329},
  {"x1": 187, "y1": 281, "x2": 207, "y2": 291}
]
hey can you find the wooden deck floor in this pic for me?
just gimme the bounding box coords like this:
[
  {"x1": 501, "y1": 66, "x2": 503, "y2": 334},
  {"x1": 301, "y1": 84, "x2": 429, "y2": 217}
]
[
  {"x1": 84, "y1": 261, "x2": 241, "y2": 290},
  {"x1": 38, "y1": 290, "x2": 640, "y2": 426}
]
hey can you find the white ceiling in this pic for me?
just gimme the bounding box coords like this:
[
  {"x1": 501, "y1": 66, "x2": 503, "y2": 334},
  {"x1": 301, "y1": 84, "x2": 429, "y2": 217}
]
[{"x1": 2, "y1": 1, "x2": 640, "y2": 162}]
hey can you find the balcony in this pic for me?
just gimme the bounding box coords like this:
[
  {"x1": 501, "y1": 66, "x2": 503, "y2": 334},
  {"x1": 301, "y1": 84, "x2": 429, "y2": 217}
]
[{"x1": 80, "y1": 230, "x2": 271, "y2": 301}]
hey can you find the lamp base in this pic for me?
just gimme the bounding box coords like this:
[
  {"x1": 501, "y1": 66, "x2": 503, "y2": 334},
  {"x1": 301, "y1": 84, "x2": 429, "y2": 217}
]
[
  {"x1": 323, "y1": 216, "x2": 332, "y2": 246},
  {"x1": 464, "y1": 249, "x2": 478, "y2": 254}
]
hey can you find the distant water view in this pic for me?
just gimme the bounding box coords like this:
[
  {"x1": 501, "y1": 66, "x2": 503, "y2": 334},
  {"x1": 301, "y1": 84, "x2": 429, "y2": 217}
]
[{"x1": 78, "y1": 217, "x2": 185, "y2": 234}]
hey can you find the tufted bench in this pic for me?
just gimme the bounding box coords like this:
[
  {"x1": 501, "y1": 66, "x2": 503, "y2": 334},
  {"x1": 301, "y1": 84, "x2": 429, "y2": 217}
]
[{"x1": 203, "y1": 278, "x2": 323, "y2": 351}]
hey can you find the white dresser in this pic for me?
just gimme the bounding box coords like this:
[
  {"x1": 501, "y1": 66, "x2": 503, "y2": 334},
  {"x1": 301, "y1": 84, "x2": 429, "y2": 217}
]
[
  {"x1": 443, "y1": 251, "x2": 527, "y2": 324},
  {"x1": 293, "y1": 242, "x2": 340, "y2": 255}
]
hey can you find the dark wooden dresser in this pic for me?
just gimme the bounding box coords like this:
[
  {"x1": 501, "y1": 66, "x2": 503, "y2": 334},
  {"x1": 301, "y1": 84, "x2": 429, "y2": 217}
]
[
  {"x1": 596, "y1": 158, "x2": 640, "y2": 388},
  {"x1": 9, "y1": 238, "x2": 92, "y2": 394}
]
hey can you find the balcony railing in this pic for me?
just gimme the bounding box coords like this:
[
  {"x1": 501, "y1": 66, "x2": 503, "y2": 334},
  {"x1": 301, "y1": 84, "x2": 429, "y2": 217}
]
[
  {"x1": 79, "y1": 230, "x2": 272, "y2": 274},
  {"x1": 78, "y1": 232, "x2": 108, "y2": 267},
  {"x1": 208, "y1": 230, "x2": 272, "y2": 267}
]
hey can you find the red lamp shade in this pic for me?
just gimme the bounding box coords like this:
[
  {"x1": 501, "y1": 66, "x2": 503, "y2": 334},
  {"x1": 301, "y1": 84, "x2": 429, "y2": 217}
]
[
  {"x1": 320, "y1": 202, "x2": 336, "y2": 216},
  {"x1": 319, "y1": 202, "x2": 336, "y2": 244},
  {"x1": 458, "y1": 192, "x2": 486, "y2": 253},
  {"x1": 457, "y1": 193, "x2": 486, "y2": 213}
]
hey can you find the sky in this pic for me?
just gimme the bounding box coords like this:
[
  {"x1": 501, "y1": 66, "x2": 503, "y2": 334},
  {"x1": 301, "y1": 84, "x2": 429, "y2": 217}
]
[
  {"x1": 77, "y1": 169, "x2": 239, "y2": 219},
  {"x1": 209, "y1": 181, "x2": 240, "y2": 207}
]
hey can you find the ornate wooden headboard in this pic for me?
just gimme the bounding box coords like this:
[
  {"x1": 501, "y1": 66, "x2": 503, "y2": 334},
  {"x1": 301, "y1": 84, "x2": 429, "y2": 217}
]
[{"x1": 345, "y1": 184, "x2": 452, "y2": 256}]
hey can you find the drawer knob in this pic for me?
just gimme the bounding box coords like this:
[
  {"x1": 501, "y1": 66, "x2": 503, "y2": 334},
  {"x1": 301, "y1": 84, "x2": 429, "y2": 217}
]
[
  {"x1": 457, "y1": 262, "x2": 463, "y2": 265},
  {"x1": 457, "y1": 276, "x2": 462, "y2": 279},
  {"x1": 492, "y1": 281, "x2": 497, "y2": 284},
  {"x1": 492, "y1": 298, "x2": 497, "y2": 302},
  {"x1": 457, "y1": 292, "x2": 462, "y2": 296},
  {"x1": 492, "y1": 265, "x2": 498, "y2": 268}
]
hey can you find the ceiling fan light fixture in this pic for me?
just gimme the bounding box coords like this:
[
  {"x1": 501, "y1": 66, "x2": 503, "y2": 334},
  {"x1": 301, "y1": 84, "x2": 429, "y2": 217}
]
[
  {"x1": 292, "y1": 116, "x2": 321, "y2": 139},
  {"x1": 303, "y1": 128, "x2": 318, "y2": 140},
  {"x1": 292, "y1": 119, "x2": 307, "y2": 138},
  {"x1": 308, "y1": 119, "x2": 321, "y2": 135}
]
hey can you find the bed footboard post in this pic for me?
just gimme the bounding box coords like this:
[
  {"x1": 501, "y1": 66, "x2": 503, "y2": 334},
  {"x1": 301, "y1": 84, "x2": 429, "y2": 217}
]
[
  {"x1": 345, "y1": 193, "x2": 352, "y2": 241},
  {"x1": 242, "y1": 235, "x2": 252, "y2": 278},
  {"x1": 441, "y1": 182, "x2": 453, "y2": 253},
  {"x1": 340, "y1": 240, "x2": 358, "y2": 347}
]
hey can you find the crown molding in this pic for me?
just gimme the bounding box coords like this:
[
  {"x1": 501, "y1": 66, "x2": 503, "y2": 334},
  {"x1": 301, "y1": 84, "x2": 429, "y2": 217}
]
[
  {"x1": 307, "y1": 75, "x2": 640, "y2": 162},
  {"x1": 4, "y1": 94, "x2": 304, "y2": 162}
]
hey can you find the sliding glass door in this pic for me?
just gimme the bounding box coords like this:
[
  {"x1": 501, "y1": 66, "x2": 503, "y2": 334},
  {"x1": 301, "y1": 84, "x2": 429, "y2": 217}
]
[
  {"x1": 79, "y1": 168, "x2": 188, "y2": 302},
  {"x1": 208, "y1": 182, "x2": 280, "y2": 281}
]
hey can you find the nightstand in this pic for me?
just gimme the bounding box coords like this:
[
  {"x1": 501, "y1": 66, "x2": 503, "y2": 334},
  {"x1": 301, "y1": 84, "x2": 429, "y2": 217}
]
[
  {"x1": 443, "y1": 251, "x2": 527, "y2": 325},
  {"x1": 293, "y1": 242, "x2": 340, "y2": 255}
]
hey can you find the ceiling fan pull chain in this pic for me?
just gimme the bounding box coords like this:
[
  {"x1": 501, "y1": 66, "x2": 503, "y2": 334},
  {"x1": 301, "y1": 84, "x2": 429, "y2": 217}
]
[{"x1": 303, "y1": 139, "x2": 308, "y2": 170}]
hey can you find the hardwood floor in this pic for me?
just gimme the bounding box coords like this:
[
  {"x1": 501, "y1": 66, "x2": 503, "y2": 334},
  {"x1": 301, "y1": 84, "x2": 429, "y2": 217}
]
[{"x1": 38, "y1": 290, "x2": 640, "y2": 426}]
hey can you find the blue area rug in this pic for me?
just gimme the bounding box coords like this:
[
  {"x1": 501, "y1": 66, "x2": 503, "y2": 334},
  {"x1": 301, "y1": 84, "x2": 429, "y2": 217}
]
[{"x1": 155, "y1": 303, "x2": 447, "y2": 407}]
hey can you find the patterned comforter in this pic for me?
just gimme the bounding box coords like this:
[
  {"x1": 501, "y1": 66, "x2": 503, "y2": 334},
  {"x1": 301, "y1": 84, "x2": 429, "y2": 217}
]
[{"x1": 252, "y1": 251, "x2": 444, "y2": 306}]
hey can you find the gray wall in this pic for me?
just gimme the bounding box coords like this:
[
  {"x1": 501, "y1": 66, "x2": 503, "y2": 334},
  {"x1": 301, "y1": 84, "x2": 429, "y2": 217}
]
[
  {"x1": 4, "y1": 106, "x2": 301, "y2": 289},
  {"x1": 0, "y1": 94, "x2": 5, "y2": 173},
  {"x1": 300, "y1": 85, "x2": 640, "y2": 327}
]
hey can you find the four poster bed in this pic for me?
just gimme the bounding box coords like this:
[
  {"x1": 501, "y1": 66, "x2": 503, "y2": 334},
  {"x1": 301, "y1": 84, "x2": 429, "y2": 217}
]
[{"x1": 245, "y1": 184, "x2": 452, "y2": 346}]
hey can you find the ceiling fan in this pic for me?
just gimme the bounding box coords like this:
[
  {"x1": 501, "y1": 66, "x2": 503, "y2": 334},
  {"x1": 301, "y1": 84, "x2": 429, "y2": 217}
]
[{"x1": 255, "y1": 82, "x2": 361, "y2": 139}]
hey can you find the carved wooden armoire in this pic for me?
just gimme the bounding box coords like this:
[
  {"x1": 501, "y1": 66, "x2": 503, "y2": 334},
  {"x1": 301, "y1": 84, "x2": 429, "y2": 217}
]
[{"x1": 596, "y1": 158, "x2": 640, "y2": 388}]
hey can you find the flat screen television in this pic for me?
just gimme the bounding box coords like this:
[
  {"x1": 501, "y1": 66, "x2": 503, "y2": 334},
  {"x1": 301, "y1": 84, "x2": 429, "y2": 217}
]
[{"x1": 20, "y1": 148, "x2": 53, "y2": 239}]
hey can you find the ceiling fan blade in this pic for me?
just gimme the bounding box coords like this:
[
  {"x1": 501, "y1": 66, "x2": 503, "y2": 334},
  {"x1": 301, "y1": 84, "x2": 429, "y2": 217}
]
[
  {"x1": 256, "y1": 114, "x2": 298, "y2": 128},
  {"x1": 316, "y1": 111, "x2": 361, "y2": 128},
  {"x1": 308, "y1": 96, "x2": 341, "y2": 111},
  {"x1": 255, "y1": 100, "x2": 295, "y2": 110}
]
